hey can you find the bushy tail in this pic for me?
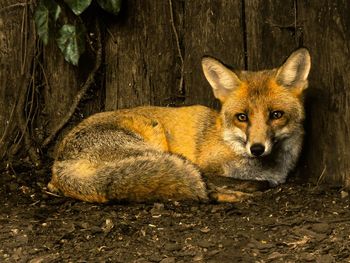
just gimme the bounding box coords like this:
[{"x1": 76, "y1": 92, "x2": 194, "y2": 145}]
[{"x1": 49, "y1": 152, "x2": 208, "y2": 203}]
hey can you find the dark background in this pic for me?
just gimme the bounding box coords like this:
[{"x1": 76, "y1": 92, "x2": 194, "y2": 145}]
[{"x1": 0, "y1": 0, "x2": 349, "y2": 186}]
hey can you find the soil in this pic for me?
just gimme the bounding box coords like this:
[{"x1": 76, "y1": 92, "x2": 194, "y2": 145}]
[{"x1": 1, "y1": 163, "x2": 350, "y2": 263}]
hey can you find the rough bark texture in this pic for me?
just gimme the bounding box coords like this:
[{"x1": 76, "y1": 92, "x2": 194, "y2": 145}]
[
  {"x1": 298, "y1": 0, "x2": 350, "y2": 185},
  {"x1": 0, "y1": 0, "x2": 35, "y2": 159},
  {"x1": 104, "y1": 1, "x2": 181, "y2": 110},
  {"x1": 42, "y1": 41, "x2": 80, "y2": 134},
  {"x1": 0, "y1": 0, "x2": 349, "y2": 186},
  {"x1": 244, "y1": 0, "x2": 300, "y2": 70},
  {"x1": 183, "y1": 0, "x2": 244, "y2": 107}
]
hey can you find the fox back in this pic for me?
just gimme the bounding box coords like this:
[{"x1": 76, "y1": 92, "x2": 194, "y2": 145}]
[{"x1": 49, "y1": 48, "x2": 311, "y2": 202}]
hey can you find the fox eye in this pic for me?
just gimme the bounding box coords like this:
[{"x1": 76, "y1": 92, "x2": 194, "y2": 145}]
[
  {"x1": 270, "y1": 111, "x2": 284, "y2": 120},
  {"x1": 236, "y1": 113, "x2": 248, "y2": 122}
]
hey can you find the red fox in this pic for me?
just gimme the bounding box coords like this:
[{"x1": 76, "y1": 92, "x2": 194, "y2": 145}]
[{"x1": 49, "y1": 48, "x2": 311, "y2": 203}]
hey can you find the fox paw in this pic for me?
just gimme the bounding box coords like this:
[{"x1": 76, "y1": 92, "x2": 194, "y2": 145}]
[{"x1": 209, "y1": 188, "x2": 253, "y2": 203}]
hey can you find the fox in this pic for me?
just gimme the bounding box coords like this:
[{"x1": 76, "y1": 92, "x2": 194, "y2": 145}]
[{"x1": 48, "y1": 48, "x2": 311, "y2": 203}]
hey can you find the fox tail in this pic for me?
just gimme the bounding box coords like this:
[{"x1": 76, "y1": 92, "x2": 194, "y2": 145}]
[{"x1": 49, "y1": 152, "x2": 208, "y2": 203}]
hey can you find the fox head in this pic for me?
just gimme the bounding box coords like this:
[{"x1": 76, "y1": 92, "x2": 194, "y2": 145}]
[{"x1": 202, "y1": 48, "x2": 311, "y2": 158}]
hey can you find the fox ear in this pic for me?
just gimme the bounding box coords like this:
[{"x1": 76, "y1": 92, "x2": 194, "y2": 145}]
[
  {"x1": 202, "y1": 57, "x2": 242, "y2": 102},
  {"x1": 276, "y1": 48, "x2": 311, "y2": 90}
]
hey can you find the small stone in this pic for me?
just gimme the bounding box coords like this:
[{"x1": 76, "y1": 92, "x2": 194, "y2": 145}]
[
  {"x1": 80, "y1": 222, "x2": 89, "y2": 229},
  {"x1": 207, "y1": 249, "x2": 220, "y2": 257},
  {"x1": 299, "y1": 253, "x2": 316, "y2": 262},
  {"x1": 199, "y1": 226, "x2": 210, "y2": 233},
  {"x1": 193, "y1": 253, "x2": 204, "y2": 261},
  {"x1": 153, "y1": 203, "x2": 164, "y2": 210},
  {"x1": 190, "y1": 206, "x2": 199, "y2": 212},
  {"x1": 197, "y1": 240, "x2": 213, "y2": 248},
  {"x1": 147, "y1": 254, "x2": 163, "y2": 262},
  {"x1": 220, "y1": 238, "x2": 235, "y2": 247},
  {"x1": 16, "y1": 234, "x2": 29, "y2": 245},
  {"x1": 160, "y1": 257, "x2": 176, "y2": 263},
  {"x1": 211, "y1": 206, "x2": 223, "y2": 213},
  {"x1": 248, "y1": 239, "x2": 274, "y2": 250},
  {"x1": 134, "y1": 258, "x2": 151, "y2": 263},
  {"x1": 9, "y1": 182, "x2": 19, "y2": 191},
  {"x1": 311, "y1": 223, "x2": 330, "y2": 234},
  {"x1": 164, "y1": 243, "x2": 182, "y2": 251},
  {"x1": 102, "y1": 218, "x2": 114, "y2": 233},
  {"x1": 316, "y1": 254, "x2": 335, "y2": 263},
  {"x1": 268, "y1": 252, "x2": 285, "y2": 260},
  {"x1": 90, "y1": 226, "x2": 103, "y2": 234}
]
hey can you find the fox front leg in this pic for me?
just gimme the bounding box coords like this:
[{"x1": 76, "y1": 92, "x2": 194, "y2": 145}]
[
  {"x1": 203, "y1": 174, "x2": 270, "y2": 203},
  {"x1": 209, "y1": 188, "x2": 253, "y2": 203}
]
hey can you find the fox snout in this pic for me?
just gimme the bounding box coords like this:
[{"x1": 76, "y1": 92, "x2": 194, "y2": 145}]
[
  {"x1": 245, "y1": 135, "x2": 273, "y2": 158},
  {"x1": 222, "y1": 126, "x2": 274, "y2": 158},
  {"x1": 245, "y1": 122, "x2": 273, "y2": 157}
]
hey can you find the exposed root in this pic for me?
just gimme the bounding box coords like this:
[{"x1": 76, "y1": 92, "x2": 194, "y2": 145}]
[{"x1": 11, "y1": 2, "x2": 41, "y2": 165}]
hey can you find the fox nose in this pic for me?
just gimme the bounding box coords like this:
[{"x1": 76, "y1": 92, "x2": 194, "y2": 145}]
[{"x1": 250, "y1": 143, "x2": 265, "y2": 157}]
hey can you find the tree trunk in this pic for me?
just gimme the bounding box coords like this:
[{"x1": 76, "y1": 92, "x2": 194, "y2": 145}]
[
  {"x1": 183, "y1": 0, "x2": 244, "y2": 108},
  {"x1": 298, "y1": 0, "x2": 350, "y2": 186},
  {"x1": 0, "y1": 0, "x2": 35, "y2": 160},
  {"x1": 104, "y1": 0, "x2": 182, "y2": 110}
]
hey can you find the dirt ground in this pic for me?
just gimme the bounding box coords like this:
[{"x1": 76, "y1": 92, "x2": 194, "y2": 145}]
[{"x1": 1, "y1": 163, "x2": 350, "y2": 263}]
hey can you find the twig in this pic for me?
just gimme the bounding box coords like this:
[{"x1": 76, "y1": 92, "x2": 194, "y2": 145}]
[
  {"x1": 42, "y1": 18, "x2": 103, "y2": 147},
  {"x1": 27, "y1": 61, "x2": 37, "y2": 140},
  {"x1": 317, "y1": 165, "x2": 327, "y2": 185},
  {"x1": 43, "y1": 190, "x2": 62, "y2": 198},
  {"x1": 168, "y1": 0, "x2": 184, "y2": 95},
  {"x1": 106, "y1": 27, "x2": 116, "y2": 43},
  {"x1": 20, "y1": 3, "x2": 28, "y2": 74},
  {"x1": 16, "y1": 61, "x2": 41, "y2": 165},
  {"x1": 294, "y1": 0, "x2": 298, "y2": 44}
]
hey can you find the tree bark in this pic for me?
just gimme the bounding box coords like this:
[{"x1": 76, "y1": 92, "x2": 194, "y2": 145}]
[
  {"x1": 298, "y1": 0, "x2": 350, "y2": 186},
  {"x1": 0, "y1": 0, "x2": 35, "y2": 160},
  {"x1": 104, "y1": 0, "x2": 182, "y2": 110},
  {"x1": 183, "y1": 0, "x2": 245, "y2": 108},
  {"x1": 244, "y1": 0, "x2": 300, "y2": 70}
]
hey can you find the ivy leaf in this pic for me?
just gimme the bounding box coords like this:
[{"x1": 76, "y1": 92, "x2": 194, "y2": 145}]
[
  {"x1": 64, "y1": 0, "x2": 92, "y2": 15},
  {"x1": 96, "y1": 0, "x2": 122, "y2": 15},
  {"x1": 56, "y1": 24, "x2": 86, "y2": 66},
  {"x1": 34, "y1": 0, "x2": 61, "y2": 45}
]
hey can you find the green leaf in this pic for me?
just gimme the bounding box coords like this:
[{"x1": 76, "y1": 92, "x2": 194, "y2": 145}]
[
  {"x1": 56, "y1": 24, "x2": 86, "y2": 66},
  {"x1": 64, "y1": 0, "x2": 92, "y2": 15},
  {"x1": 96, "y1": 0, "x2": 122, "y2": 15},
  {"x1": 34, "y1": 0, "x2": 61, "y2": 45}
]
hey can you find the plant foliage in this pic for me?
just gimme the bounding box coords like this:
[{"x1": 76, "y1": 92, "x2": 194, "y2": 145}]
[
  {"x1": 34, "y1": 0, "x2": 61, "y2": 45},
  {"x1": 64, "y1": 0, "x2": 92, "y2": 16},
  {"x1": 34, "y1": 0, "x2": 121, "y2": 66},
  {"x1": 96, "y1": 0, "x2": 122, "y2": 15},
  {"x1": 56, "y1": 25, "x2": 86, "y2": 66}
]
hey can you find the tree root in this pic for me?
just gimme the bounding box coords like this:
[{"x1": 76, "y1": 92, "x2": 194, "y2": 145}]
[{"x1": 9, "y1": 3, "x2": 41, "y2": 165}]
